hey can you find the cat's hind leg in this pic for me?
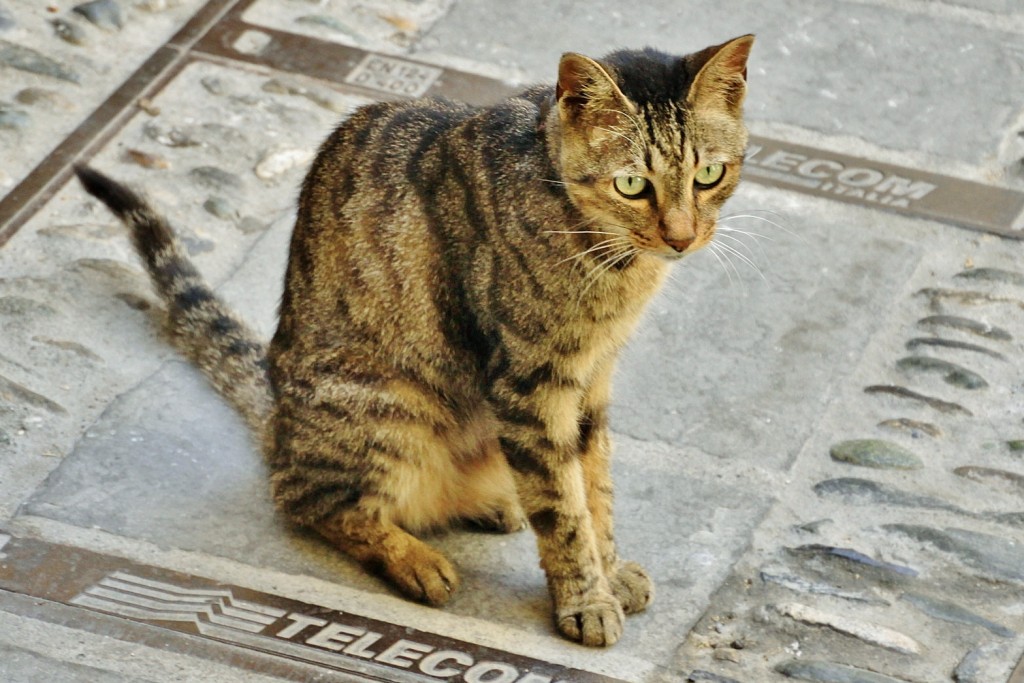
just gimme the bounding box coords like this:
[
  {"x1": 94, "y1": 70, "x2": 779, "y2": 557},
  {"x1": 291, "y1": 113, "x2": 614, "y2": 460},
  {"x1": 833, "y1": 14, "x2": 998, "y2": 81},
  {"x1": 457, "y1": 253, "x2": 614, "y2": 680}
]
[
  {"x1": 316, "y1": 502, "x2": 459, "y2": 606},
  {"x1": 269, "y1": 378, "x2": 466, "y2": 606},
  {"x1": 456, "y1": 444, "x2": 527, "y2": 534}
]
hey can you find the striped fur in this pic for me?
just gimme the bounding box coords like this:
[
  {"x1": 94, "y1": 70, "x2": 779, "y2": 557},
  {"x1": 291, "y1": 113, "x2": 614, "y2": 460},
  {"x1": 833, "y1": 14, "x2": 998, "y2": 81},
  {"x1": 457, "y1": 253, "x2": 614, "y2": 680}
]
[
  {"x1": 78, "y1": 35, "x2": 754, "y2": 647},
  {"x1": 74, "y1": 165, "x2": 271, "y2": 432}
]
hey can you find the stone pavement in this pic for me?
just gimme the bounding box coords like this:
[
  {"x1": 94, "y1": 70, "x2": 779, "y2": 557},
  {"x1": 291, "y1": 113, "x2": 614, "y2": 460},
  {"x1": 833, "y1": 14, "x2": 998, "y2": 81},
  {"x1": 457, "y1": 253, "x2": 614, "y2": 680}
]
[{"x1": 1, "y1": 0, "x2": 1024, "y2": 681}]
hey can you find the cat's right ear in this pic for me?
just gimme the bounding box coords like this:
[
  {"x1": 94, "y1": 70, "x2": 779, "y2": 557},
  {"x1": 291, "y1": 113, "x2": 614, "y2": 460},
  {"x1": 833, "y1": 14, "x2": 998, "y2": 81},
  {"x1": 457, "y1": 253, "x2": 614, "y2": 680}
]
[
  {"x1": 556, "y1": 53, "x2": 633, "y2": 122},
  {"x1": 685, "y1": 34, "x2": 755, "y2": 114}
]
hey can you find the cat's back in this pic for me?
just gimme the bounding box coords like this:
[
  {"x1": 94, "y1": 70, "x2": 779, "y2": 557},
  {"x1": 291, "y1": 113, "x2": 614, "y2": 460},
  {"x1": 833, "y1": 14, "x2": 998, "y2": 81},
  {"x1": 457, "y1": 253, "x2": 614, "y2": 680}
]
[
  {"x1": 303, "y1": 98, "x2": 474, "y2": 202},
  {"x1": 301, "y1": 89, "x2": 550, "y2": 214}
]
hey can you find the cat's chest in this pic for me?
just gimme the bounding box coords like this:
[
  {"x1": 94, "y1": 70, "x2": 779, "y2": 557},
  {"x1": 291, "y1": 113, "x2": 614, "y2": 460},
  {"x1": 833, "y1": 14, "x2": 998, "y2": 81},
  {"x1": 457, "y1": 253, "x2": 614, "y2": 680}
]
[{"x1": 552, "y1": 258, "x2": 668, "y2": 384}]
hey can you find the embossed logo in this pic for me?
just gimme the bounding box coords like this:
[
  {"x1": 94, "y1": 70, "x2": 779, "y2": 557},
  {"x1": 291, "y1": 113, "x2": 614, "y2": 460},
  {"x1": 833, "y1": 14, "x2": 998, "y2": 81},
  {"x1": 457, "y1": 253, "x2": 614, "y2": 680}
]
[
  {"x1": 345, "y1": 54, "x2": 443, "y2": 97},
  {"x1": 72, "y1": 571, "x2": 569, "y2": 683}
]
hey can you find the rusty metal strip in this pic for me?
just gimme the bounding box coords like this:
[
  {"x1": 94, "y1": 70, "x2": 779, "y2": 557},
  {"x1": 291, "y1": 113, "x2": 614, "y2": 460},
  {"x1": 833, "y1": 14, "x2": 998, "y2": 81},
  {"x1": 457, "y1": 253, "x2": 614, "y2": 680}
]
[
  {"x1": 743, "y1": 137, "x2": 1024, "y2": 239},
  {"x1": 0, "y1": 589, "x2": 342, "y2": 682},
  {"x1": 192, "y1": 15, "x2": 514, "y2": 106},
  {"x1": 0, "y1": 533, "x2": 622, "y2": 683}
]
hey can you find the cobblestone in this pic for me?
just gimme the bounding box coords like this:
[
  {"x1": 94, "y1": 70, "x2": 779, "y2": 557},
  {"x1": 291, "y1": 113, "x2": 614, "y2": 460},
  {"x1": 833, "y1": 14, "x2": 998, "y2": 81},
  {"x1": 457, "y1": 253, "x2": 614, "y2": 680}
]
[
  {"x1": 916, "y1": 314, "x2": 1013, "y2": 341},
  {"x1": 71, "y1": 0, "x2": 124, "y2": 31},
  {"x1": 828, "y1": 440, "x2": 923, "y2": 470},
  {"x1": 884, "y1": 524, "x2": 1024, "y2": 583},
  {"x1": 901, "y1": 592, "x2": 1014, "y2": 639},
  {"x1": 0, "y1": 39, "x2": 80, "y2": 83}
]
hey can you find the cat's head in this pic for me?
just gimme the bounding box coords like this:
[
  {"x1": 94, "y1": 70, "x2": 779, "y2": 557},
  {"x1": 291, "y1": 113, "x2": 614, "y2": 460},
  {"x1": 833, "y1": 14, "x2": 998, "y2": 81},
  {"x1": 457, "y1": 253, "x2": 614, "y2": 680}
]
[{"x1": 550, "y1": 36, "x2": 754, "y2": 260}]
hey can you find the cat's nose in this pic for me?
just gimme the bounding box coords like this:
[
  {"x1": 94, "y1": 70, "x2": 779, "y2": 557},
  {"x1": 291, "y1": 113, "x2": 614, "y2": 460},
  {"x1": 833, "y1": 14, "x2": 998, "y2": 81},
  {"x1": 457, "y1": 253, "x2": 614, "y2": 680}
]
[
  {"x1": 660, "y1": 207, "x2": 695, "y2": 252},
  {"x1": 664, "y1": 236, "x2": 694, "y2": 252}
]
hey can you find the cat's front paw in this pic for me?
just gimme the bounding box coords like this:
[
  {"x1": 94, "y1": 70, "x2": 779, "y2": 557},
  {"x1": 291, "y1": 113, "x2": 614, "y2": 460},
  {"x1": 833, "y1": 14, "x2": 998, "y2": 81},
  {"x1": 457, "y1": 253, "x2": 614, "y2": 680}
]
[
  {"x1": 555, "y1": 591, "x2": 625, "y2": 647},
  {"x1": 610, "y1": 561, "x2": 654, "y2": 614},
  {"x1": 385, "y1": 540, "x2": 460, "y2": 607}
]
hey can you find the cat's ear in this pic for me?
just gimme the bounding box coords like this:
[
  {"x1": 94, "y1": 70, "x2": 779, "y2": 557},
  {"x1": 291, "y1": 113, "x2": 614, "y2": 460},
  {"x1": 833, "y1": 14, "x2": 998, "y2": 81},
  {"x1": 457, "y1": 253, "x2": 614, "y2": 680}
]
[
  {"x1": 685, "y1": 34, "x2": 755, "y2": 114},
  {"x1": 556, "y1": 53, "x2": 632, "y2": 122}
]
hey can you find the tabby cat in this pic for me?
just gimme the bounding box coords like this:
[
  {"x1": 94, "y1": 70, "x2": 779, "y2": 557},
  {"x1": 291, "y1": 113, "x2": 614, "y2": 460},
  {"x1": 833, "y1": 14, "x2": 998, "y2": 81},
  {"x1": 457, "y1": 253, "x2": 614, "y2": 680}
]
[{"x1": 75, "y1": 34, "x2": 754, "y2": 647}]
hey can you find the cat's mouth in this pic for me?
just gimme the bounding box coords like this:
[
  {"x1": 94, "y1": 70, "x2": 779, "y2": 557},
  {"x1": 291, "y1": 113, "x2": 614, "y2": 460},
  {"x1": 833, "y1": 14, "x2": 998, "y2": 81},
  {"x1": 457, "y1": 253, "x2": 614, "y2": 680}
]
[{"x1": 651, "y1": 232, "x2": 713, "y2": 260}]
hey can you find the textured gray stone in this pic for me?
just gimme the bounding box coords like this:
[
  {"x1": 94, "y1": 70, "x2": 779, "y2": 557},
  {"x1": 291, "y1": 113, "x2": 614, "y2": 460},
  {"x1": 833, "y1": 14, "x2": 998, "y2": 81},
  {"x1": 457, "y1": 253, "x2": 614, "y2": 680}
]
[
  {"x1": 760, "y1": 568, "x2": 886, "y2": 605},
  {"x1": 774, "y1": 602, "x2": 921, "y2": 654},
  {"x1": 934, "y1": 0, "x2": 1021, "y2": 11},
  {"x1": 904, "y1": 337, "x2": 1005, "y2": 360},
  {"x1": 829, "y1": 440, "x2": 923, "y2": 470},
  {"x1": 144, "y1": 122, "x2": 199, "y2": 147},
  {"x1": 895, "y1": 356, "x2": 988, "y2": 390},
  {"x1": 876, "y1": 418, "x2": 941, "y2": 439},
  {"x1": 813, "y1": 478, "x2": 971, "y2": 517},
  {"x1": 262, "y1": 77, "x2": 350, "y2": 113},
  {"x1": 189, "y1": 166, "x2": 243, "y2": 192},
  {"x1": 901, "y1": 592, "x2": 1013, "y2": 638},
  {"x1": 124, "y1": 148, "x2": 169, "y2": 169},
  {"x1": 294, "y1": 14, "x2": 362, "y2": 39},
  {"x1": 953, "y1": 465, "x2": 1024, "y2": 493},
  {"x1": 917, "y1": 287, "x2": 1024, "y2": 308},
  {"x1": 916, "y1": 315, "x2": 1012, "y2": 341},
  {"x1": 0, "y1": 104, "x2": 29, "y2": 131},
  {"x1": 15, "y1": 87, "x2": 73, "y2": 110},
  {"x1": 51, "y1": 18, "x2": 89, "y2": 46},
  {"x1": 687, "y1": 671, "x2": 742, "y2": 683},
  {"x1": 955, "y1": 267, "x2": 1024, "y2": 287},
  {"x1": 775, "y1": 659, "x2": 906, "y2": 682},
  {"x1": 884, "y1": 525, "x2": 1024, "y2": 583},
  {"x1": 863, "y1": 384, "x2": 971, "y2": 416},
  {"x1": 203, "y1": 196, "x2": 237, "y2": 220},
  {"x1": 954, "y1": 643, "x2": 1017, "y2": 683},
  {"x1": 73, "y1": 0, "x2": 124, "y2": 30},
  {"x1": 614, "y1": 230, "x2": 919, "y2": 470},
  {"x1": 788, "y1": 545, "x2": 918, "y2": 578},
  {"x1": 0, "y1": 4, "x2": 15, "y2": 33},
  {"x1": 0, "y1": 374, "x2": 66, "y2": 414},
  {"x1": 0, "y1": 40, "x2": 80, "y2": 83},
  {"x1": 200, "y1": 75, "x2": 226, "y2": 95}
]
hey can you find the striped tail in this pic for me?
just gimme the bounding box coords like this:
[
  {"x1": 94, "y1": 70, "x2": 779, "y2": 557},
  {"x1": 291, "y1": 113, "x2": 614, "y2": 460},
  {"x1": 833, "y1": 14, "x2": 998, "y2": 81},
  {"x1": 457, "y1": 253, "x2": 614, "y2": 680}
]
[{"x1": 74, "y1": 165, "x2": 272, "y2": 432}]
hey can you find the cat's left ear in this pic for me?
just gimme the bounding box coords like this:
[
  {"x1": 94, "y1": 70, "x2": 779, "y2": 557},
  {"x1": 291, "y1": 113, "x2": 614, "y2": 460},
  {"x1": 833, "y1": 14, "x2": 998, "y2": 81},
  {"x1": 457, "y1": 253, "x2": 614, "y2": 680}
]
[{"x1": 685, "y1": 34, "x2": 755, "y2": 114}]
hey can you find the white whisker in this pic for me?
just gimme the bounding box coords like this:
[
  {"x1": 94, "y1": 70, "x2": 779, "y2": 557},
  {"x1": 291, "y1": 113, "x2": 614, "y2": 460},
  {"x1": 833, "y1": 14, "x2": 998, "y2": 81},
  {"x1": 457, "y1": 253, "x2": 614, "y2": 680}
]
[
  {"x1": 555, "y1": 236, "x2": 632, "y2": 266},
  {"x1": 714, "y1": 239, "x2": 766, "y2": 281},
  {"x1": 714, "y1": 231, "x2": 767, "y2": 263},
  {"x1": 720, "y1": 210, "x2": 802, "y2": 242},
  {"x1": 580, "y1": 245, "x2": 639, "y2": 298},
  {"x1": 717, "y1": 224, "x2": 773, "y2": 242},
  {"x1": 707, "y1": 242, "x2": 739, "y2": 288}
]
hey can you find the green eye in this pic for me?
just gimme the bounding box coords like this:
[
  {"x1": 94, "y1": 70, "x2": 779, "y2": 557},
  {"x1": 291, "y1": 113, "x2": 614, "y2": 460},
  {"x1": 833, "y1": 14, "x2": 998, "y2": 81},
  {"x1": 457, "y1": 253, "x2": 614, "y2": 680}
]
[
  {"x1": 694, "y1": 163, "x2": 725, "y2": 188},
  {"x1": 614, "y1": 175, "x2": 648, "y2": 197}
]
